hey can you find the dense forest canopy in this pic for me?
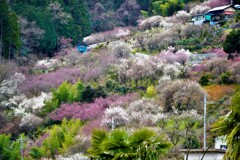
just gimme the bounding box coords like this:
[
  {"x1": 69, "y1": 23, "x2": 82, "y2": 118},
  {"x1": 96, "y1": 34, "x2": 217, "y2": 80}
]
[{"x1": 0, "y1": 0, "x2": 239, "y2": 58}]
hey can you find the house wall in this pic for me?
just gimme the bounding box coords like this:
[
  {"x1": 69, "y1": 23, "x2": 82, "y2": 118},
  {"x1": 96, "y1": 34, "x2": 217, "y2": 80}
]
[
  {"x1": 184, "y1": 153, "x2": 224, "y2": 160},
  {"x1": 215, "y1": 137, "x2": 227, "y2": 150}
]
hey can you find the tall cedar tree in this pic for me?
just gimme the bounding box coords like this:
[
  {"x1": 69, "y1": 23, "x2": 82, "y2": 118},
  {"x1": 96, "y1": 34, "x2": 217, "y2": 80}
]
[{"x1": 0, "y1": 0, "x2": 20, "y2": 59}]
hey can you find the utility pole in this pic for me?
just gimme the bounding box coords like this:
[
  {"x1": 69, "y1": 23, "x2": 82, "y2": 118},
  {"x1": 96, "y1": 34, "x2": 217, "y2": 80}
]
[
  {"x1": 19, "y1": 134, "x2": 24, "y2": 160},
  {"x1": 111, "y1": 117, "x2": 115, "y2": 130},
  {"x1": 203, "y1": 93, "x2": 207, "y2": 150}
]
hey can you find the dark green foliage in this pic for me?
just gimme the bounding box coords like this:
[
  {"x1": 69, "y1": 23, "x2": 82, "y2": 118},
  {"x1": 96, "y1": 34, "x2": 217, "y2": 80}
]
[
  {"x1": 220, "y1": 71, "x2": 233, "y2": 84},
  {"x1": 30, "y1": 118, "x2": 82, "y2": 159},
  {"x1": 212, "y1": 89, "x2": 240, "y2": 159},
  {"x1": 137, "y1": 0, "x2": 152, "y2": 11},
  {"x1": 199, "y1": 74, "x2": 211, "y2": 86},
  {"x1": 94, "y1": 85, "x2": 107, "y2": 99},
  {"x1": 0, "y1": 134, "x2": 24, "y2": 160},
  {"x1": 88, "y1": 128, "x2": 172, "y2": 160},
  {"x1": 13, "y1": 4, "x2": 56, "y2": 55},
  {"x1": 42, "y1": 80, "x2": 109, "y2": 115},
  {"x1": 81, "y1": 85, "x2": 95, "y2": 103},
  {"x1": 105, "y1": 79, "x2": 129, "y2": 95},
  {"x1": 223, "y1": 29, "x2": 240, "y2": 55},
  {"x1": 29, "y1": 147, "x2": 43, "y2": 159},
  {"x1": 150, "y1": 0, "x2": 184, "y2": 16},
  {"x1": 11, "y1": 0, "x2": 90, "y2": 56},
  {"x1": 0, "y1": 0, "x2": 20, "y2": 59}
]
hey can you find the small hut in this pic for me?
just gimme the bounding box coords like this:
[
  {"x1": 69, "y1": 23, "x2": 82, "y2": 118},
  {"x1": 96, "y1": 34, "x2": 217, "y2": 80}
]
[{"x1": 77, "y1": 42, "x2": 88, "y2": 53}]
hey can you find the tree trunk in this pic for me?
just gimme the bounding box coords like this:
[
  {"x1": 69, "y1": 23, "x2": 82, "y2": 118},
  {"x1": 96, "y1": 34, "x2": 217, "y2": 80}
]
[
  {"x1": 8, "y1": 41, "x2": 11, "y2": 61},
  {"x1": 0, "y1": 16, "x2": 3, "y2": 60}
]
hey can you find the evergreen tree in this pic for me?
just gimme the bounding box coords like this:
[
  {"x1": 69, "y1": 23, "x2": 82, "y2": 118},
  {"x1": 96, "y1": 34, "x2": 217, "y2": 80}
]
[
  {"x1": 72, "y1": 0, "x2": 91, "y2": 38},
  {"x1": 0, "y1": 0, "x2": 20, "y2": 60}
]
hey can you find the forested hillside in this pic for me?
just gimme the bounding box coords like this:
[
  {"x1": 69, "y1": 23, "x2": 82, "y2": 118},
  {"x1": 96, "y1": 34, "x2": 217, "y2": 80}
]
[
  {"x1": 1, "y1": 0, "x2": 239, "y2": 59},
  {"x1": 0, "y1": 0, "x2": 240, "y2": 159}
]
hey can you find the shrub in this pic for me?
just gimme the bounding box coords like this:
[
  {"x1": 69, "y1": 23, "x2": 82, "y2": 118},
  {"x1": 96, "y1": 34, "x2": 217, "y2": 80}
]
[
  {"x1": 199, "y1": 74, "x2": 211, "y2": 86},
  {"x1": 0, "y1": 134, "x2": 23, "y2": 160},
  {"x1": 20, "y1": 67, "x2": 81, "y2": 96},
  {"x1": 0, "y1": 61, "x2": 17, "y2": 83},
  {"x1": 101, "y1": 106, "x2": 129, "y2": 129},
  {"x1": 145, "y1": 86, "x2": 157, "y2": 98},
  {"x1": 9, "y1": 92, "x2": 52, "y2": 115},
  {"x1": 205, "y1": 0, "x2": 229, "y2": 8},
  {"x1": 20, "y1": 114, "x2": 43, "y2": 133},
  {"x1": 190, "y1": 5, "x2": 210, "y2": 16},
  {"x1": 111, "y1": 41, "x2": 131, "y2": 58},
  {"x1": 127, "y1": 98, "x2": 164, "y2": 126},
  {"x1": 138, "y1": 16, "x2": 163, "y2": 30},
  {"x1": 0, "y1": 73, "x2": 26, "y2": 108},
  {"x1": 204, "y1": 57, "x2": 229, "y2": 76},
  {"x1": 228, "y1": 62, "x2": 240, "y2": 83},
  {"x1": 157, "y1": 80, "x2": 205, "y2": 113},
  {"x1": 49, "y1": 93, "x2": 139, "y2": 121},
  {"x1": 175, "y1": 10, "x2": 191, "y2": 24},
  {"x1": 220, "y1": 71, "x2": 233, "y2": 84},
  {"x1": 223, "y1": 29, "x2": 240, "y2": 56},
  {"x1": 30, "y1": 118, "x2": 82, "y2": 158},
  {"x1": 42, "y1": 81, "x2": 108, "y2": 115}
]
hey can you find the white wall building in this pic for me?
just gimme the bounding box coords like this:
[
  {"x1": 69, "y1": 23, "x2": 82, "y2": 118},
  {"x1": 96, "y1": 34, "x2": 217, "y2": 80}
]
[{"x1": 180, "y1": 137, "x2": 227, "y2": 160}]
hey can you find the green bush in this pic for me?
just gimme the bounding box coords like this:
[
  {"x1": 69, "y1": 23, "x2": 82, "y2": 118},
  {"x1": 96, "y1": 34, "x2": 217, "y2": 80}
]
[
  {"x1": 145, "y1": 86, "x2": 157, "y2": 98},
  {"x1": 199, "y1": 74, "x2": 211, "y2": 86},
  {"x1": 223, "y1": 29, "x2": 240, "y2": 55},
  {"x1": 30, "y1": 118, "x2": 82, "y2": 159},
  {"x1": 0, "y1": 134, "x2": 25, "y2": 160},
  {"x1": 220, "y1": 71, "x2": 233, "y2": 84}
]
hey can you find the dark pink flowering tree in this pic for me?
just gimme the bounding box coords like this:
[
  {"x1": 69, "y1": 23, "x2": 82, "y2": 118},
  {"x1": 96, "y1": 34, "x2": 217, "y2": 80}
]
[
  {"x1": 49, "y1": 93, "x2": 139, "y2": 121},
  {"x1": 206, "y1": 0, "x2": 229, "y2": 8}
]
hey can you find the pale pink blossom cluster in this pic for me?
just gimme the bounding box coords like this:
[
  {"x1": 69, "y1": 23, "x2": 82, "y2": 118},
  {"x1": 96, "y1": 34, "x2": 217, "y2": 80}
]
[
  {"x1": 35, "y1": 59, "x2": 61, "y2": 69},
  {"x1": 157, "y1": 79, "x2": 205, "y2": 113},
  {"x1": 83, "y1": 27, "x2": 132, "y2": 45},
  {"x1": 190, "y1": 4, "x2": 211, "y2": 16},
  {"x1": 175, "y1": 10, "x2": 191, "y2": 24},
  {"x1": 127, "y1": 98, "x2": 165, "y2": 125},
  {"x1": 20, "y1": 114, "x2": 43, "y2": 131}
]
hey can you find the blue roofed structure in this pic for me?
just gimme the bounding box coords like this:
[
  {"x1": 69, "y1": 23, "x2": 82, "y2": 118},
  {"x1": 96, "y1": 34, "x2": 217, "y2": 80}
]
[{"x1": 77, "y1": 42, "x2": 88, "y2": 53}]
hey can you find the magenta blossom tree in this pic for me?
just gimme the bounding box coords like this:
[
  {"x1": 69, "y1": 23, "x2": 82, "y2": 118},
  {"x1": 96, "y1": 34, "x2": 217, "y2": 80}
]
[{"x1": 49, "y1": 93, "x2": 139, "y2": 121}]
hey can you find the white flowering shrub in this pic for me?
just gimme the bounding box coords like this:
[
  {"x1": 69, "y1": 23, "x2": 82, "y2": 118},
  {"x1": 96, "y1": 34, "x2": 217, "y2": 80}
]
[
  {"x1": 20, "y1": 113, "x2": 43, "y2": 132},
  {"x1": 35, "y1": 59, "x2": 61, "y2": 69},
  {"x1": 204, "y1": 57, "x2": 228, "y2": 76},
  {"x1": 138, "y1": 16, "x2": 163, "y2": 30},
  {"x1": 157, "y1": 80, "x2": 205, "y2": 113},
  {"x1": 83, "y1": 27, "x2": 132, "y2": 45},
  {"x1": 9, "y1": 92, "x2": 52, "y2": 115},
  {"x1": 127, "y1": 98, "x2": 164, "y2": 126},
  {"x1": 177, "y1": 109, "x2": 202, "y2": 120},
  {"x1": 228, "y1": 63, "x2": 240, "y2": 83},
  {"x1": 57, "y1": 153, "x2": 90, "y2": 160},
  {"x1": 101, "y1": 106, "x2": 129, "y2": 129},
  {"x1": 175, "y1": 10, "x2": 191, "y2": 24},
  {"x1": 163, "y1": 64, "x2": 181, "y2": 79},
  {"x1": 190, "y1": 5, "x2": 210, "y2": 16},
  {"x1": 145, "y1": 29, "x2": 179, "y2": 52},
  {"x1": 110, "y1": 41, "x2": 131, "y2": 58},
  {"x1": 117, "y1": 57, "x2": 164, "y2": 82},
  {"x1": 117, "y1": 52, "x2": 185, "y2": 83},
  {"x1": 0, "y1": 73, "x2": 26, "y2": 108},
  {"x1": 64, "y1": 51, "x2": 82, "y2": 66}
]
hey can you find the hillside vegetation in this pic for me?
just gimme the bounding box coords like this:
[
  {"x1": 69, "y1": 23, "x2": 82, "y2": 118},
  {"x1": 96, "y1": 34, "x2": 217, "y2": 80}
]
[{"x1": 0, "y1": 0, "x2": 240, "y2": 159}]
